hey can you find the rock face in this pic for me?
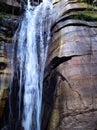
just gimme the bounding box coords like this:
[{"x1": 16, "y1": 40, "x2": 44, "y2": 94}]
[
  {"x1": 0, "y1": 0, "x2": 19, "y2": 6},
  {"x1": 0, "y1": 0, "x2": 19, "y2": 128},
  {"x1": 1, "y1": 0, "x2": 97, "y2": 130},
  {"x1": 42, "y1": 0, "x2": 97, "y2": 130}
]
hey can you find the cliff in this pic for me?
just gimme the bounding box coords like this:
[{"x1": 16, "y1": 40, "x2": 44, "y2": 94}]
[
  {"x1": 0, "y1": 0, "x2": 19, "y2": 128},
  {"x1": 42, "y1": 0, "x2": 97, "y2": 130},
  {"x1": 0, "y1": 0, "x2": 97, "y2": 130}
]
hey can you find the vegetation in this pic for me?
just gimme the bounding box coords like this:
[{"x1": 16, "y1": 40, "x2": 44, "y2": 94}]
[
  {"x1": 79, "y1": 2, "x2": 97, "y2": 10},
  {"x1": 0, "y1": 13, "x2": 5, "y2": 21},
  {"x1": 71, "y1": 11, "x2": 97, "y2": 21},
  {"x1": 69, "y1": 0, "x2": 97, "y2": 21},
  {"x1": 0, "y1": 12, "x2": 12, "y2": 21},
  {"x1": 78, "y1": 0, "x2": 93, "y2": 4}
]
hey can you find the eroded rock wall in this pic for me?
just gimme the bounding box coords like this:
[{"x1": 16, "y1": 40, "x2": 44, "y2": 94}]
[
  {"x1": 0, "y1": 0, "x2": 19, "y2": 128},
  {"x1": 42, "y1": 0, "x2": 97, "y2": 130}
]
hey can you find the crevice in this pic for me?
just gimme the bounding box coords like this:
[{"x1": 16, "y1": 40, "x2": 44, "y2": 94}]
[
  {"x1": 48, "y1": 56, "x2": 72, "y2": 69},
  {"x1": 44, "y1": 56, "x2": 72, "y2": 81},
  {"x1": 61, "y1": 108, "x2": 97, "y2": 118}
]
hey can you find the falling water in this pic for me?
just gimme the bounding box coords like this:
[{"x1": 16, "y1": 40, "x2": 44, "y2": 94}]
[{"x1": 10, "y1": 0, "x2": 52, "y2": 130}]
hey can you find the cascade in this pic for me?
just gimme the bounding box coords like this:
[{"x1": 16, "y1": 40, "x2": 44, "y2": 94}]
[{"x1": 9, "y1": 0, "x2": 52, "y2": 130}]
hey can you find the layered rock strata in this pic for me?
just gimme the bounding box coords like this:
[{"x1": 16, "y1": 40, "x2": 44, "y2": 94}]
[
  {"x1": 0, "y1": 2, "x2": 18, "y2": 128},
  {"x1": 42, "y1": 0, "x2": 97, "y2": 130}
]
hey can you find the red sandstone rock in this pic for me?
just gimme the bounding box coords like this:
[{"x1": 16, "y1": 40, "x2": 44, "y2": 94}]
[{"x1": 42, "y1": 0, "x2": 97, "y2": 130}]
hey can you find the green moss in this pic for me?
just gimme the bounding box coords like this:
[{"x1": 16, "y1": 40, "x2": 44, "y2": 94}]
[
  {"x1": 0, "y1": 14, "x2": 5, "y2": 21},
  {"x1": 71, "y1": 11, "x2": 97, "y2": 21},
  {"x1": 0, "y1": 12, "x2": 12, "y2": 21},
  {"x1": 78, "y1": 0, "x2": 93, "y2": 4},
  {"x1": 78, "y1": 2, "x2": 89, "y2": 7},
  {"x1": 78, "y1": 1, "x2": 97, "y2": 10},
  {"x1": 69, "y1": 1, "x2": 97, "y2": 21}
]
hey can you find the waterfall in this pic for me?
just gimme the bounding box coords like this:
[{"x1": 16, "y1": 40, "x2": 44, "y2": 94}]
[{"x1": 9, "y1": 0, "x2": 52, "y2": 130}]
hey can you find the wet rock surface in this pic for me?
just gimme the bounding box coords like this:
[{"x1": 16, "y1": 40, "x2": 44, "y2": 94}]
[{"x1": 0, "y1": 1, "x2": 19, "y2": 129}]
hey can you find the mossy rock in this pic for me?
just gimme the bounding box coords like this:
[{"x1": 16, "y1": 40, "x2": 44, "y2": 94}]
[
  {"x1": 78, "y1": 0, "x2": 93, "y2": 4},
  {"x1": 0, "y1": 12, "x2": 12, "y2": 21},
  {"x1": 72, "y1": 11, "x2": 97, "y2": 21}
]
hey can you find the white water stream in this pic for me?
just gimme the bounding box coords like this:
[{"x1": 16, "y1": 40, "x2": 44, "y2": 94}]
[{"x1": 12, "y1": 0, "x2": 52, "y2": 130}]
